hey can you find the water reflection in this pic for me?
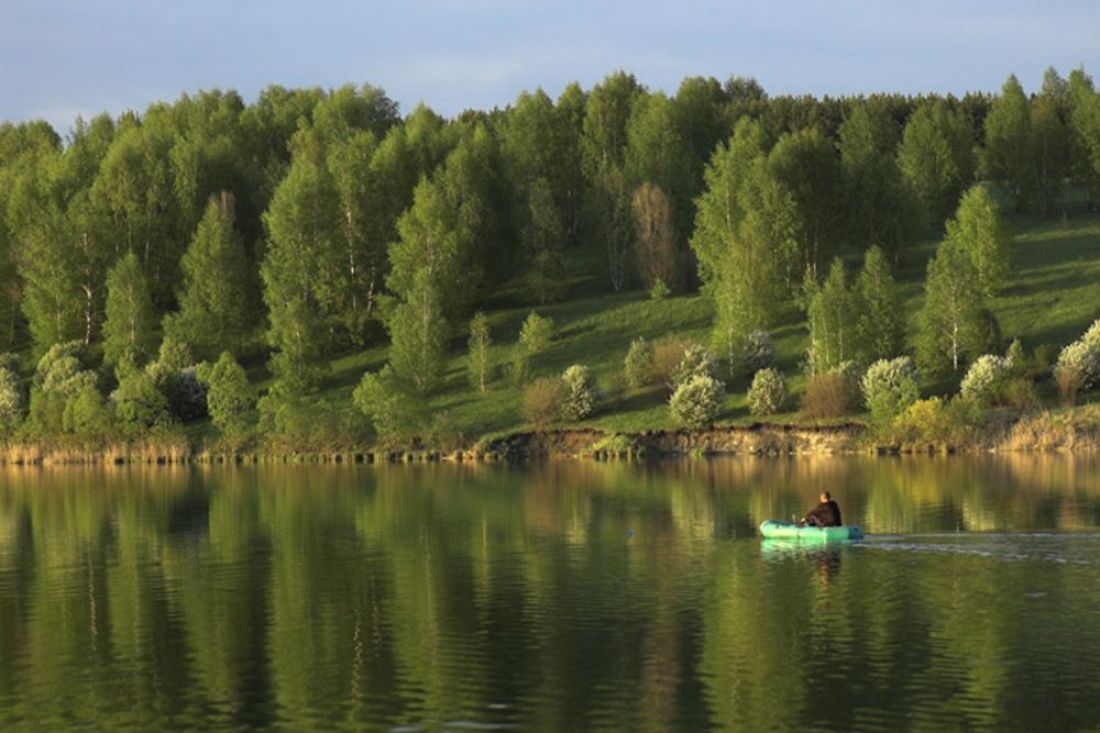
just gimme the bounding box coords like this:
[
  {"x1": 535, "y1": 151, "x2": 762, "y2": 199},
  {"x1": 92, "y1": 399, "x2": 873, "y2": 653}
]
[{"x1": 0, "y1": 455, "x2": 1096, "y2": 730}]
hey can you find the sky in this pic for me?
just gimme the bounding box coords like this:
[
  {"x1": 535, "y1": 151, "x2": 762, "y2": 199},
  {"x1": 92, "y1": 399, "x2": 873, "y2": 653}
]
[{"x1": 2, "y1": 0, "x2": 1098, "y2": 135}]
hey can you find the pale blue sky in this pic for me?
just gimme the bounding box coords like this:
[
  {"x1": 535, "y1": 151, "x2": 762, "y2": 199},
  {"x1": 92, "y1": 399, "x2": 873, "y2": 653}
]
[{"x1": 2, "y1": 0, "x2": 1097, "y2": 134}]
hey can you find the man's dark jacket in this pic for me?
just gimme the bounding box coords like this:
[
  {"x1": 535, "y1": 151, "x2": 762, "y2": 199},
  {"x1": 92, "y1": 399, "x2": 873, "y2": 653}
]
[{"x1": 805, "y1": 500, "x2": 842, "y2": 527}]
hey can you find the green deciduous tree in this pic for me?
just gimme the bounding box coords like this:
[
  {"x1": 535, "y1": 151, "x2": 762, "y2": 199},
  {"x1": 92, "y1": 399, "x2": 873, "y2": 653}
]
[
  {"x1": 982, "y1": 74, "x2": 1034, "y2": 210},
  {"x1": 8, "y1": 120, "x2": 115, "y2": 356},
  {"x1": 199, "y1": 351, "x2": 255, "y2": 440},
  {"x1": 947, "y1": 185, "x2": 1011, "y2": 299},
  {"x1": 92, "y1": 111, "x2": 186, "y2": 303},
  {"x1": 1032, "y1": 69, "x2": 1071, "y2": 216},
  {"x1": 854, "y1": 245, "x2": 905, "y2": 363},
  {"x1": 917, "y1": 237, "x2": 984, "y2": 377},
  {"x1": 261, "y1": 129, "x2": 343, "y2": 373},
  {"x1": 467, "y1": 312, "x2": 492, "y2": 393},
  {"x1": 806, "y1": 259, "x2": 855, "y2": 375},
  {"x1": 1067, "y1": 68, "x2": 1100, "y2": 199},
  {"x1": 353, "y1": 364, "x2": 425, "y2": 447},
  {"x1": 165, "y1": 193, "x2": 253, "y2": 359},
  {"x1": 632, "y1": 182, "x2": 678, "y2": 293},
  {"x1": 387, "y1": 128, "x2": 497, "y2": 316},
  {"x1": 582, "y1": 72, "x2": 643, "y2": 289},
  {"x1": 524, "y1": 176, "x2": 567, "y2": 303},
  {"x1": 103, "y1": 252, "x2": 157, "y2": 369},
  {"x1": 839, "y1": 103, "x2": 921, "y2": 258},
  {"x1": 767, "y1": 126, "x2": 844, "y2": 278},
  {"x1": 111, "y1": 362, "x2": 171, "y2": 433},
  {"x1": 625, "y1": 92, "x2": 694, "y2": 241},
  {"x1": 898, "y1": 100, "x2": 976, "y2": 231},
  {"x1": 327, "y1": 130, "x2": 387, "y2": 341},
  {"x1": 387, "y1": 272, "x2": 446, "y2": 393},
  {"x1": 692, "y1": 119, "x2": 797, "y2": 373}
]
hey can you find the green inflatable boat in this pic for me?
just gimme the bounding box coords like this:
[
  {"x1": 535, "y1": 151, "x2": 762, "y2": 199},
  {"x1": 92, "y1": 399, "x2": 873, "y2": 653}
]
[{"x1": 758, "y1": 520, "x2": 864, "y2": 542}]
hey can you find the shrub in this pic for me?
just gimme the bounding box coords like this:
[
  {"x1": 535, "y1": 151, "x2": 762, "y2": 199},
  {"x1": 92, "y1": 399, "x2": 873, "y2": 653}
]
[
  {"x1": 1057, "y1": 320, "x2": 1100, "y2": 388},
  {"x1": 560, "y1": 365, "x2": 598, "y2": 421},
  {"x1": 523, "y1": 377, "x2": 566, "y2": 430},
  {"x1": 801, "y1": 371, "x2": 859, "y2": 419},
  {"x1": 671, "y1": 344, "x2": 719, "y2": 390},
  {"x1": 28, "y1": 342, "x2": 98, "y2": 434},
  {"x1": 426, "y1": 411, "x2": 465, "y2": 453},
  {"x1": 648, "y1": 278, "x2": 671, "y2": 300},
  {"x1": 1005, "y1": 338, "x2": 1026, "y2": 377},
  {"x1": 0, "y1": 361, "x2": 22, "y2": 434},
  {"x1": 353, "y1": 366, "x2": 425, "y2": 448},
  {"x1": 861, "y1": 357, "x2": 920, "y2": 423},
  {"x1": 62, "y1": 384, "x2": 113, "y2": 439},
  {"x1": 747, "y1": 368, "x2": 787, "y2": 416},
  {"x1": 972, "y1": 307, "x2": 1004, "y2": 357},
  {"x1": 199, "y1": 352, "x2": 255, "y2": 440},
  {"x1": 519, "y1": 312, "x2": 554, "y2": 355},
  {"x1": 891, "y1": 397, "x2": 980, "y2": 446},
  {"x1": 156, "y1": 337, "x2": 195, "y2": 372},
  {"x1": 601, "y1": 372, "x2": 628, "y2": 409},
  {"x1": 742, "y1": 330, "x2": 775, "y2": 374},
  {"x1": 111, "y1": 367, "x2": 172, "y2": 434},
  {"x1": 669, "y1": 374, "x2": 725, "y2": 428},
  {"x1": 509, "y1": 346, "x2": 530, "y2": 387},
  {"x1": 959, "y1": 354, "x2": 1012, "y2": 406},
  {"x1": 1030, "y1": 343, "x2": 1060, "y2": 379},
  {"x1": 1002, "y1": 378, "x2": 1040, "y2": 412},
  {"x1": 1055, "y1": 365, "x2": 1082, "y2": 407},
  {"x1": 33, "y1": 341, "x2": 88, "y2": 394},
  {"x1": 624, "y1": 337, "x2": 656, "y2": 388},
  {"x1": 653, "y1": 337, "x2": 692, "y2": 390},
  {"x1": 144, "y1": 338, "x2": 207, "y2": 422},
  {"x1": 892, "y1": 397, "x2": 952, "y2": 445}
]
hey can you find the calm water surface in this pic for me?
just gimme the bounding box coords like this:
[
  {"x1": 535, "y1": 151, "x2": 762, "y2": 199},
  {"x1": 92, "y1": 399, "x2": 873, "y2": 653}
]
[{"x1": 1, "y1": 455, "x2": 1099, "y2": 731}]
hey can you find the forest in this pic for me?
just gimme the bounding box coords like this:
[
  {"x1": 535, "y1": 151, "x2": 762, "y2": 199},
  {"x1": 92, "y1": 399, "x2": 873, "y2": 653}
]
[{"x1": 0, "y1": 67, "x2": 1099, "y2": 454}]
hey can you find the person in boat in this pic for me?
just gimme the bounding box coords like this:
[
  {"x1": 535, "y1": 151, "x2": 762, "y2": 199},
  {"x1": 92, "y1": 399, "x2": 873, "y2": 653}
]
[{"x1": 800, "y1": 491, "x2": 842, "y2": 527}]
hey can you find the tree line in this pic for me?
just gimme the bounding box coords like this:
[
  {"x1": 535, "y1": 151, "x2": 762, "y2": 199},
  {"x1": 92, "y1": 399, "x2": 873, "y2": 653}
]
[{"x1": 0, "y1": 67, "x2": 1098, "y2": 442}]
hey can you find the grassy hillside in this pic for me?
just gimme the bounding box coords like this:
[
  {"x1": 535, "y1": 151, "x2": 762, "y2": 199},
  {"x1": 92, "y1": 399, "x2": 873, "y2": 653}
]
[{"x1": 256, "y1": 212, "x2": 1100, "y2": 446}]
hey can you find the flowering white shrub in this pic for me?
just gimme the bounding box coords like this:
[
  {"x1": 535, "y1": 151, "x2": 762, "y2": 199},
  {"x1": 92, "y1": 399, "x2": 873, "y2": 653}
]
[
  {"x1": 960, "y1": 354, "x2": 1011, "y2": 405},
  {"x1": 861, "y1": 357, "x2": 919, "y2": 421},
  {"x1": 669, "y1": 374, "x2": 725, "y2": 428},
  {"x1": 747, "y1": 368, "x2": 787, "y2": 416},
  {"x1": 672, "y1": 343, "x2": 719, "y2": 390},
  {"x1": 561, "y1": 364, "x2": 598, "y2": 421},
  {"x1": 1057, "y1": 319, "x2": 1100, "y2": 388},
  {"x1": 0, "y1": 362, "x2": 22, "y2": 433}
]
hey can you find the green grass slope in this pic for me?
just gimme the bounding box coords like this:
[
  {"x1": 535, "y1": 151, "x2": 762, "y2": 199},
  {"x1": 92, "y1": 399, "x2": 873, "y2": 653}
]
[{"x1": 290, "y1": 212, "x2": 1100, "y2": 444}]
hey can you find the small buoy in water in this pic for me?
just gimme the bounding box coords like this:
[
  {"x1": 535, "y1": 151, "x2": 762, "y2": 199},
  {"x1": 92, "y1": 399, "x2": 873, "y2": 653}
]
[{"x1": 625, "y1": 528, "x2": 635, "y2": 539}]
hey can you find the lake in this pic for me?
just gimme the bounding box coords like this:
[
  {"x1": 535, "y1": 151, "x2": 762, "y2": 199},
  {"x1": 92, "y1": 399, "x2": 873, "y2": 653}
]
[{"x1": 1, "y1": 455, "x2": 1099, "y2": 731}]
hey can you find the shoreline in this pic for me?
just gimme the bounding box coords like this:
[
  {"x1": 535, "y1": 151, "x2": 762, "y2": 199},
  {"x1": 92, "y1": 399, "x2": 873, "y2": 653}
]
[{"x1": 2, "y1": 409, "x2": 1097, "y2": 466}]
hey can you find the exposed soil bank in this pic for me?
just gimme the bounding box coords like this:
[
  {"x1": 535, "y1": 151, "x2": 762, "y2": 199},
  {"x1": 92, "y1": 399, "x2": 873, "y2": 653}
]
[
  {"x1": 483, "y1": 423, "x2": 866, "y2": 459},
  {"x1": 3, "y1": 408, "x2": 1097, "y2": 466}
]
